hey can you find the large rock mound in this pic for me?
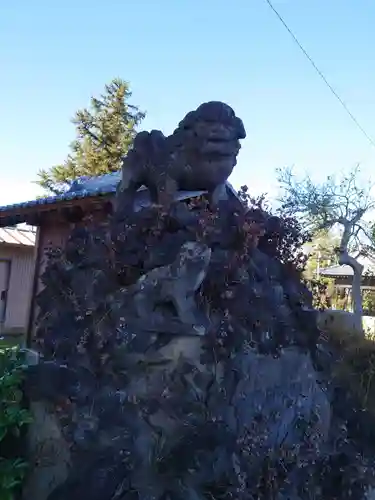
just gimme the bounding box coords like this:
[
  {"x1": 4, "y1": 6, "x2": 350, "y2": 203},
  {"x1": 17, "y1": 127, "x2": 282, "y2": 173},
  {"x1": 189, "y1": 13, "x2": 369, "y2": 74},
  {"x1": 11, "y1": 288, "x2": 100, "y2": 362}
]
[{"x1": 23, "y1": 102, "x2": 375, "y2": 500}]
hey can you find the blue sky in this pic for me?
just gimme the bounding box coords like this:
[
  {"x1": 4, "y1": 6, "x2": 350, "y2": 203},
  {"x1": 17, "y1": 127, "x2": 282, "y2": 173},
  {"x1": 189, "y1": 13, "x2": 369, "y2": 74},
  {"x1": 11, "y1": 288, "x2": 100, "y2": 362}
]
[{"x1": 1, "y1": 0, "x2": 375, "y2": 205}]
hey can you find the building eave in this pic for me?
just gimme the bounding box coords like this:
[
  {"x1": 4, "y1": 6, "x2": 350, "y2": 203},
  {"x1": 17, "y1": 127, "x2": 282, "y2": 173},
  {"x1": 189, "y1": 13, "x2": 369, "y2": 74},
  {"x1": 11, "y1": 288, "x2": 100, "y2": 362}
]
[{"x1": 0, "y1": 193, "x2": 113, "y2": 228}]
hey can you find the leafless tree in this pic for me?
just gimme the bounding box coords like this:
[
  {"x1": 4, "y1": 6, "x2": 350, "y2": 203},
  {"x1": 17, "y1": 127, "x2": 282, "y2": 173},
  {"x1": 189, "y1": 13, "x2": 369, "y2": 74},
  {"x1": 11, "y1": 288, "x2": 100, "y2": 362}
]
[{"x1": 278, "y1": 164, "x2": 375, "y2": 334}]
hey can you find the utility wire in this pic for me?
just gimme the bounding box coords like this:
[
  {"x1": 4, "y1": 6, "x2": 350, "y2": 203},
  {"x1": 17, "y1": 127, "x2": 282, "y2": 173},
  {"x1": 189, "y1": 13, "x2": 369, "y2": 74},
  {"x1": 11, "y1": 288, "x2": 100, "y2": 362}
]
[{"x1": 264, "y1": 0, "x2": 375, "y2": 149}]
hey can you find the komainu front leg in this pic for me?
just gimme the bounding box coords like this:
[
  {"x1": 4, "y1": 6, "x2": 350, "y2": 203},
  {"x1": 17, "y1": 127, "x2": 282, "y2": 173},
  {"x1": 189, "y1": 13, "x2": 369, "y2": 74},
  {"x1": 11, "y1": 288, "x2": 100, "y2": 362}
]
[
  {"x1": 133, "y1": 290, "x2": 157, "y2": 318},
  {"x1": 171, "y1": 293, "x2": 208, "y2": 336},
  {"x1": 154, "y1": 174, "x2": 178, "y2": 208},
  {"x1": 115, "y1": 178, "x2": 143, "y2": 215},
  {"x1": 172, "y1": 294, "x2": 197, "y2": 324}
]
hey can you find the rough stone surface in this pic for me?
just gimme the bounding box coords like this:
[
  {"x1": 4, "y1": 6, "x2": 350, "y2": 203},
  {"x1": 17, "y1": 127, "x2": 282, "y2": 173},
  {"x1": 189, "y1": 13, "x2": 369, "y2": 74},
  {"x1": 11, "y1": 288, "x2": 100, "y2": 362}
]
[
  {"x1": 225, "y1": 348, "x2": 331, "y2": 451},
  {"x1": 22, "y1": 102, "x2": 375, "y2": 499},
  {"x1": 22, "y1": 402, "x2": 71, "y2": 500}
]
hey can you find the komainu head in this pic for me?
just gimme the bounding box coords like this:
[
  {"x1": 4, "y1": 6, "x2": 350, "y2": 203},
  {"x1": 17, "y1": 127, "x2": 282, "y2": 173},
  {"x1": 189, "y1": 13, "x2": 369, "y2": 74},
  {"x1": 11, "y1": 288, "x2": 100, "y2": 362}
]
[{"x1": 169, "y1": 101, "x2": 246, "y2": 191}]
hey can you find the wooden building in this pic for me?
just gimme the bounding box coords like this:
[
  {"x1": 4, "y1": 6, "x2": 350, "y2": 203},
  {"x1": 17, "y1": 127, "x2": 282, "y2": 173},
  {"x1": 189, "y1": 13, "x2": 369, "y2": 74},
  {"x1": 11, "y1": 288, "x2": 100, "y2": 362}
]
[
  {"x1": 320, "y1": 253, "x2": 375, "y2": 314},
  {"x1": 320, "y1": 253, "x2": 375, "y2": 287},
  {"x1": 0, "y1": 226, "x2": 36, "y2": 336},
  {"x1": 0, "y1": 173, "x2": 119, "y2": 343}
]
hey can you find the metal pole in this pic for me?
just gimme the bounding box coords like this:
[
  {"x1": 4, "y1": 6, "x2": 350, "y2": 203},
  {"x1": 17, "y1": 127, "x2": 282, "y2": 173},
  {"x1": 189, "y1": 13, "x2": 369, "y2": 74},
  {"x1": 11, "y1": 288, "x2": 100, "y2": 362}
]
[{"x1": 316, "y1": 250, "x2": 321, "y2": 278}]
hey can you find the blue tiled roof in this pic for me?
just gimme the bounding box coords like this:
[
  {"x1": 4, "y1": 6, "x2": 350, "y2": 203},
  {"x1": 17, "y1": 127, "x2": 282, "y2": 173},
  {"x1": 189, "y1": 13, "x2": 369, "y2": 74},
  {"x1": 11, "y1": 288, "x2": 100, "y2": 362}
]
[
  {"x1": 0, "y1": 171, "x2": 241, "y2": 228},
  {"x1": 0, "y1": 172, "x2": 121, "y2": 213}
]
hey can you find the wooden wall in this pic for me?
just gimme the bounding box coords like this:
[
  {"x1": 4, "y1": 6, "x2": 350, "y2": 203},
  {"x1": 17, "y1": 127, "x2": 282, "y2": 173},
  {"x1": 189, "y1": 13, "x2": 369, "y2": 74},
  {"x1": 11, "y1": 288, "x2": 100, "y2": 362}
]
[
  {"x1": 0, "y1": 245, "x2": 35, "y2": 333},
  {"x1": 28, "y1": 198, "x2": 113, "y2": 342}
]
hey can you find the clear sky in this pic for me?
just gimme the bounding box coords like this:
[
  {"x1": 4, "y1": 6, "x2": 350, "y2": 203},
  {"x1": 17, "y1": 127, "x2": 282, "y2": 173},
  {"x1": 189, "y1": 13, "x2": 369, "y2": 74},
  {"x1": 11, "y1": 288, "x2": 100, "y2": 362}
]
[{"x1": 1, "y1": 0, "x2": 375, "y2": 206}]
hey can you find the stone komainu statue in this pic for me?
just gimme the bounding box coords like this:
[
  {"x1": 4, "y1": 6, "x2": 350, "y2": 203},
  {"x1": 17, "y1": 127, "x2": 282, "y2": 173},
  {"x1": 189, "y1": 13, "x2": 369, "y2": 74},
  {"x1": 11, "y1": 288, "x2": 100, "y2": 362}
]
[
  {"x1": 128, "y1": 240, "x2": 212, "y2": 336},
  {"x1": 117, "y1": 101, "x2": 246, "y2": 206}
]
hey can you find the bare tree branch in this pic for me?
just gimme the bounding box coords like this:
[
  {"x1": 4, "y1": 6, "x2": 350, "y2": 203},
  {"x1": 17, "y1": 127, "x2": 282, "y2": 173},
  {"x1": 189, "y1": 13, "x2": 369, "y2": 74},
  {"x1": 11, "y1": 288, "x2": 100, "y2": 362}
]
[{"x1": 277, "y1": 165, "x2": 375, "y2": 335}]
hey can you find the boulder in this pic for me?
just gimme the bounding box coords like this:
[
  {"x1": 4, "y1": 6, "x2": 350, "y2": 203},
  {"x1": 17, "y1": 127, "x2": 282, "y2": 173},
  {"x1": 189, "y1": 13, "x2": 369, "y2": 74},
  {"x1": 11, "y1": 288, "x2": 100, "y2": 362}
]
[{"x1": 22, "y1": 102, "x2": 375, "y2": 499}]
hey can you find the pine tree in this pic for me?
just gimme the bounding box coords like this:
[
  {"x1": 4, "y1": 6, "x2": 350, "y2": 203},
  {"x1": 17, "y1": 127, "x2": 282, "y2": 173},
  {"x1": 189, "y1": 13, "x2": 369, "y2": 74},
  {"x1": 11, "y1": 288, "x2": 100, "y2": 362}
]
[{"x1": 36, "y1": 78, "x2": 145, "y2": 194}]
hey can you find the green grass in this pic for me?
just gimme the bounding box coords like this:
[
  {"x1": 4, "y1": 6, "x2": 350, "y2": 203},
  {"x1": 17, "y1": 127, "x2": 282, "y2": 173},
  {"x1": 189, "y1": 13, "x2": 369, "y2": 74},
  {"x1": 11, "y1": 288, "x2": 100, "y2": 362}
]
[{"x1": 0, "y1": 335, "x2": 24, "y2": 349}]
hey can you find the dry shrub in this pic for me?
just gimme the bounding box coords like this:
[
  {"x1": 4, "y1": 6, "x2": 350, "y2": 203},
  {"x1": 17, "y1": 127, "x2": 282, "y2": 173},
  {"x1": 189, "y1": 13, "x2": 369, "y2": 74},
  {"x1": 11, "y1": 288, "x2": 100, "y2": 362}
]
[{"x1": 327, "y1": 328, "x2": 375, "y2": 413}]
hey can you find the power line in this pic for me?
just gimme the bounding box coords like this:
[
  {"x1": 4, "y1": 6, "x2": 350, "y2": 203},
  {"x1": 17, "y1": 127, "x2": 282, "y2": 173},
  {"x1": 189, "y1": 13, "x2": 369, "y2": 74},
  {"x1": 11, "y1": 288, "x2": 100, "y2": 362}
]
[{"x1": 264, "y1": 0, "x2": 375, "y2": 149}]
